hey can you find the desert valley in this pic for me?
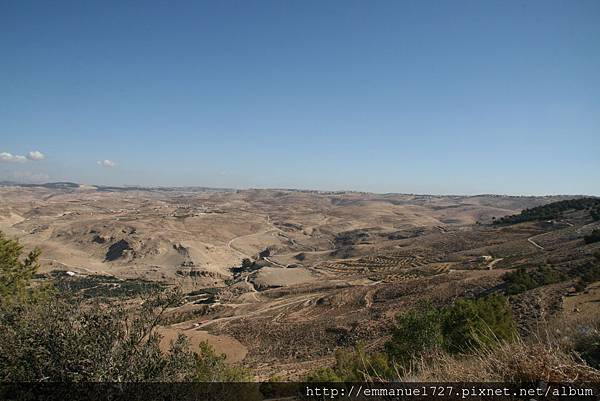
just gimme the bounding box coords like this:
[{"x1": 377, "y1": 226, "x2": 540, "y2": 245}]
[{"x1": 2, "y1": 183, "x2": 599, "y2": 380}]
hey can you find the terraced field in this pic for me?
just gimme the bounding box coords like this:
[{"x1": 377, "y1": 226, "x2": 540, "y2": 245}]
[{"x1": 1, "y1": 184, "x2": 598, "y2": 379}]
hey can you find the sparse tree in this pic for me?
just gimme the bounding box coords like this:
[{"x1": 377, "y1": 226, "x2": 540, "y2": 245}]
[
  {"x1": 386, "y1": 304, "x2": 443, "y2": 364},
  {"x1": 0, "y1": 230, "x2": 252, "y2": 382},
  {"x1": 0, "y1": 231, "x2": 42, "y2": 303}
]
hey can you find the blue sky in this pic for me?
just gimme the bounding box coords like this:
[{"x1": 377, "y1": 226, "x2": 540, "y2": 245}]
[{"x1": 1, "y1": 0, "x2": 599, "y2": 195}]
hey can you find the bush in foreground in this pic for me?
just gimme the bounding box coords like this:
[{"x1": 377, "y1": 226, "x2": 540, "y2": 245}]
[
  {"x1": 414, "y1": 337, "x2": 600, "y2": 382},
  {"x1": 305, "y1": 345, "x2": 394, "y2": 382},
  {"x1": 0, "y1": 231, "x2": 43, "y2": 303},
  {"x1": 0, "y1": 291, "x2": 198, "y2": 381},
  {"x1": 385, "y1": 304, "x2": 443, "y2": 365},
  {"x1": 307, "y1": 316, "x2": 600, "y2": 383},
  {"x1": 306, "y1": 296, "x2": 518, "y2": 382},
  {"x1": 0, "y1": 230, "x2": 248, "y2": 382},
  {"x1": 387, "y1": 296, "x2": 516, "y2": 362}
]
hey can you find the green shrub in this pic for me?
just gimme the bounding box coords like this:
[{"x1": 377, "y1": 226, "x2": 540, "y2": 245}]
[
  {"x1": 304, "y1": 366, "x2": 345, "y2": 382},
  {"x1": 194, "y1": 341, "x2": 252, "y2": 381},
  {"x1": 385, "y1": 304, "x2": 443, "y2": 363},
  {"x1": 0, "y1": 230, "x2": 252, "y2": 382},
  {"x1": 0, "y1": 291, "x2": 197, "y2": 381},
  {"x1": 0, "y1": 232, "x2": 44, "y2": 303},
  {"x1": 504, "y1": 267, "x2": 567, "y2": 295},
  {"x1": 441, "y1": 296, "x2": 517, "y2": 353},
  {"x1": 386, "y1": 296, "x2": 516, "y2": 361},
  {"x1": 504, "y1": 268, "x2": 539, "y2": 295},
  {"x1": 305, "y1": 345, "x2": 394, "y2": 382},
  {"x1": 494, "y1": 198, "x2": 600, "y2": 225},
  {"x1": 584, "y1": 229, "x2": 600, "y2": 244},
  {"x1": 504, "y1": 257, "x2": 600, "y2": 296},
  {"x1": 574, "y1": 262, "x2": 600, "y2": 288},
  {"x1": 309, "y1": 296, "x2": 517, "y2": 380}
]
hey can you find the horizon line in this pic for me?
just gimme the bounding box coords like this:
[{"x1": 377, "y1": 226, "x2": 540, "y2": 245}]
[{"x1": 1, "y1": 180, "x2": 598, "y2": 199}]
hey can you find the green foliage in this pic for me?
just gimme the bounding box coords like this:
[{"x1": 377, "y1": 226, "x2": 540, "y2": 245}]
[
  {"x1": 504, "y1": 267, "x2": 567, "y2": 295},
  {"x1": 385, "y1": 304, "x2": 443, "y2": 364},
  {"x1": 194, "y1": 341, "x2": 252, "y2": 381},
  {"x1": 0, "y1": 232, "x2": 43, "y2": 303},
  {"x1": 0, "y1": 230, "x2": 253, "y2": 383},
  {"x1": 571, "y1": 261, "x2": 600, "y2": 292},
  {"x1": 584, "y1": 229, "x2": 600, "y2": 244},
  {"x1": 0, "y1": 290, "x2": 198, "y2": 381},
  {"x1": 386, "y1": 296, "x2": 516, "y2": 362},
  {"x1": 308, "y1": 296, "x2": 517, "y2": 381},
  {"x1": 441, "y1": 296, "x2": 517, "y2": 353},
  {"x1": 0, "y1": 290, "x2": 252, "y2": 382},
  {"x1": 304, "y1": 366, "x2": 343, "y2": 382},
  {"x1": 305, "y1": 345, "x2": 394, "y2": 382},
  {"x1": 504, "y1": 258, "x2": 600, "y2": 295},
  {"x1": 494, "y1": 198, "x2": 600, "y2": 225},
  {"x1": 51, "y1": 272, "x2": 164, "y2": 299}
]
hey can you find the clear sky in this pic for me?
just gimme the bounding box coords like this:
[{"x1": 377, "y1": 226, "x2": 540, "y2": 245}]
[{"x1": 1, "y1": 0, "x2": 599, "y2": 195}]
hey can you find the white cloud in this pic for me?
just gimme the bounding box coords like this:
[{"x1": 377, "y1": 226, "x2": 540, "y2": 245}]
[
  {"x1": 0, "y1": 152, "x2": 27, "y2": 163},
  {"x1": 1, "y1": 150, "x2": 46, "y2": 163},
  {"x1": 97, "y1": 159, "x2": 117, "y2": 168},
  {"x1": 26, "y1": 150, "x2": 45, "y2": 161}
]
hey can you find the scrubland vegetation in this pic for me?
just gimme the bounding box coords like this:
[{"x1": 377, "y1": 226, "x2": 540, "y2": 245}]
[
  {"x1": 503, "y1": 254, "x2": 600, "y2": 295},
  {"x1": 0, "y1": 231, "x2": 248, "y2": 382},
  {"x1": 306, "y1": 296, "x2": 520, "y2": 381},
  {"x1": 504, "y1": 267, "x2": 567, "y2": 295},
  {"x1": 494, "y1": 197, "x2": 600, "y2": 225},
  {"x1": 2, "y1": 192, "x2": 600, "y2": 385},
  {"x1": 2, "y1": 227, "x2": 600, "y2": 383},
  {"x1": 305, "y1": 296, "x2": 600, "y2": 382}
]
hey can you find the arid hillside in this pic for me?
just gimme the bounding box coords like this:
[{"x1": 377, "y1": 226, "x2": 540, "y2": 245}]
[{"x1": 1, "y1": 184, "x2": 598, "y2": 378}]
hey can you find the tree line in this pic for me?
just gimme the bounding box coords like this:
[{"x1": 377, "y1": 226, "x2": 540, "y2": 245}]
[{"x1": 494, "y1": 198, "x2": 600, "y2": 225}]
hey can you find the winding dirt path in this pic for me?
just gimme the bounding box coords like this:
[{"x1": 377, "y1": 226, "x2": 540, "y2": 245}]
[
  {"x1": 263, "y1": 256, "x2": 288, "y2": 268},
  {"x1": 226, "y1": 228, "x2": 277, "y2": 257},
  {"x1": 486, "y1": 257, "x2": 504, "y2": 270},
  {"x1": 195, "y1": 291, "x2": 325, "y2": 329}
]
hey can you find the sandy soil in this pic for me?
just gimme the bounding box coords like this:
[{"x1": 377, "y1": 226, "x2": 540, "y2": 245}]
[
  {"x1": 1, "y1": 184, "x2": 593, "y2": 379},
  {"x1": 250, "y1": 267, "x2": 317, "y2": 290},
  {"x1": 562, "y1": 281, "x2": 600, "y2": 321},
  {"x1": 157, "y1": 327, "x2": 247, "y2": 363}
]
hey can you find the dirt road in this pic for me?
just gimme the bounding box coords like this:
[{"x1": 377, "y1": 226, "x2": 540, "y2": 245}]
[{"x1": 527, "y1": 236, "x2": 544, "y2": 250}]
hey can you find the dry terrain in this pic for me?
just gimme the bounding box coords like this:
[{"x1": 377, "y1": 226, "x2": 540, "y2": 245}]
[{"x1": 1, "y1": 183, "x2": 598, "y2": 379}]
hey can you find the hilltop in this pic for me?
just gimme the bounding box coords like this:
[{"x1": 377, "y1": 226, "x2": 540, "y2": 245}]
[{"x1": 1, "y1": 186, "x2": 599, "y2": 378}]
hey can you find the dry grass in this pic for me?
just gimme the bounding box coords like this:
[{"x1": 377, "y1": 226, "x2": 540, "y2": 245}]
[
  {"x1": 307, "y1": 316, "x2": 600, "y2": 383},
  {"x1": 405, "y1": 320, "x2": 600, "y2": 382}
]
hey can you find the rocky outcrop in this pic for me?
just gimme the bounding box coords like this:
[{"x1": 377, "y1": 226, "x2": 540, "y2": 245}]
[{"x1": 105, "y1": 239, "x2": 133, "y2": 261}]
